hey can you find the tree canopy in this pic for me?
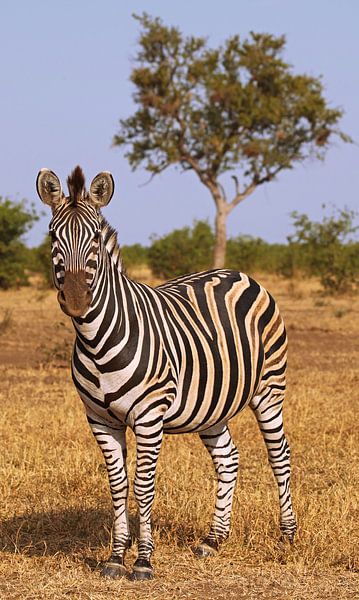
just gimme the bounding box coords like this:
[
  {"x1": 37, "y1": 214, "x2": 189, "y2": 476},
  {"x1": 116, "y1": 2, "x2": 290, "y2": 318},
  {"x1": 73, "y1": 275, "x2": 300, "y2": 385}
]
[{"x1": 114, "y1": 13, "x2": 351, "y2": 267}]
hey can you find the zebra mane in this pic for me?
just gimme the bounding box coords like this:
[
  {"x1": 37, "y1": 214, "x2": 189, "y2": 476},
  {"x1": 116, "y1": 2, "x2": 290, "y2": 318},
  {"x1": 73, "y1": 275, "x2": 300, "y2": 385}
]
[
  {"x1": 67, "y1": 166, "x2": 86, "y2": 206},
  {"x1": 99, "y1": 214, "x2": 123, "y2": 271}
]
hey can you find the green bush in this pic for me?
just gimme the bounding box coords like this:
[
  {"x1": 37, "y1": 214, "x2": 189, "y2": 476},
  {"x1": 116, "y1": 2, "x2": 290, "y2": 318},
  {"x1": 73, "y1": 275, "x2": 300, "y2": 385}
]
[
  {"x1": 226, "y1": 236, "x2": 264, "y2": 272},
  {"x1": 121, "y1": 244, "x2": 148, "y2": 269},
  {"x1": 226, "y1": 236, "x2": 287, "y2": 274},
  {"x1": 34, "y1": 235, "x2": 53, "y2": 287},
  {"x1": 148, "y1": 221, "x2": 214, "y2": 279},
  {"x1": 0, "y1": 197, "x2": 39, "y2": 289},
  {"x1": 148, "y1": 221, "x2": 295, "y2": 279},
  {"x1": 284, "y1": 207, "x2": 359, "y2": 293},
  {"x1": 277, "y1": 242, "x2": 308, "y2": 279}
]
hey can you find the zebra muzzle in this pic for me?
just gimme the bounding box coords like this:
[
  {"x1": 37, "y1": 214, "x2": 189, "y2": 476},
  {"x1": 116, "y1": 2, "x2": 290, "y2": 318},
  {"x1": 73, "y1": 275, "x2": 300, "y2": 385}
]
[{"x1": 58, "y1": 270, "x2": 92, "y2": 318}]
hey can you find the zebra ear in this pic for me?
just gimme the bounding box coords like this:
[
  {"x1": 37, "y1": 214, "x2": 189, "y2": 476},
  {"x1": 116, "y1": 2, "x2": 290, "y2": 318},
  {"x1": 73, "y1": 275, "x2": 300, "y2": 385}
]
[
  {"x1": 36, "y1": 169, "x2": 64, "y2": 208},
  {"x1": 88, "y1": 172, "x2": 114, "y2": 208}
]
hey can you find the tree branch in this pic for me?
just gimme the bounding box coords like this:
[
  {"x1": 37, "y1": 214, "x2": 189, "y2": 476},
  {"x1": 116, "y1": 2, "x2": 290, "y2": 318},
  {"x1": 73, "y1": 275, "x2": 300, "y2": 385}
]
[
  {"x1": 218, "y1": 181, "x2": 227, "y2": 201},
  {"x1": 138, "y1": 162, "x2": 170, "y2": 187},
  {"x1": 231, "y1": 175, "x2": 239, "y2": 196},
  {"x1": 228, "y1": 182, "x2": 257, "y2": 211},
  {"x1": 227, "y1": 164, "x2": 286, "y2": 212},
  {"x1": 175, "y1": 115, "x2": 228, "y2": 205}
]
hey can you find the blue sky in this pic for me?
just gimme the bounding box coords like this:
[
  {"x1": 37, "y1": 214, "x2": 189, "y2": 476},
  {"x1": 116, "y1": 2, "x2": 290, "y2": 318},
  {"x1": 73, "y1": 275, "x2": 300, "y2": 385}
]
[{"x1": 1, "y1": 0, "x2": 358, "y2": 247}]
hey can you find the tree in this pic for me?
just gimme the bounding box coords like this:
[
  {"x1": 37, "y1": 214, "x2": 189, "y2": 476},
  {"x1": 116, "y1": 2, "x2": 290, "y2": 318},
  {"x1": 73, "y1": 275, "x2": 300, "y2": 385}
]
[
  {"x1": 0, "y1": 197, "x2": 38, "y2": 288},
  {"x1": 286, "y1": 207, "x2": 359, "y2": 293},
  {"x1": 114, "y1": 13, "x2": 351, "y2": 268}
]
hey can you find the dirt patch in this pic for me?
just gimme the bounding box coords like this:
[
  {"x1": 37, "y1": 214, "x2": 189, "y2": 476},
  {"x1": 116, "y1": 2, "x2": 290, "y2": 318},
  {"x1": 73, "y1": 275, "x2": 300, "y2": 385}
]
[{"x1": 287, "y1": 326, "x2": 359, "y2": 371}]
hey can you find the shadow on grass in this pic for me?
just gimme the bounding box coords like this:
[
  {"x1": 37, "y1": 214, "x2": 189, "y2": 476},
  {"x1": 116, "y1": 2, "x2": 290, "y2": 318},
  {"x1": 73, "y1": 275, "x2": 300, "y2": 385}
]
[
  {"x1": 0, "y1": 507, "x2": 200, "y2": 558},
  {"x1": 0, "y1": 507, "x2": 112, "y2": 557}
]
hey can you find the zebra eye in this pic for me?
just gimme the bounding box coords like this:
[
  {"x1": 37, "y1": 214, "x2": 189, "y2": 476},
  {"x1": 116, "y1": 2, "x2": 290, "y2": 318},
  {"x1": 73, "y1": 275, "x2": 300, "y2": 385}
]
[
  {"x1": 93, "y1": 230, "x2": 100, "y2": 241},
  {"x1": 49, "y1": 229, "x2": 57, "y2": 241}
]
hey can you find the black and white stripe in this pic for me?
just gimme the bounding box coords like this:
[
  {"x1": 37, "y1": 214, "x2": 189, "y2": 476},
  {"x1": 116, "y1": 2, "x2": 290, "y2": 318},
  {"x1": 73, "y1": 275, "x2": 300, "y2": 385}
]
[{"x1": 38, "y1": 167, "x2": 296, "y2": 580}]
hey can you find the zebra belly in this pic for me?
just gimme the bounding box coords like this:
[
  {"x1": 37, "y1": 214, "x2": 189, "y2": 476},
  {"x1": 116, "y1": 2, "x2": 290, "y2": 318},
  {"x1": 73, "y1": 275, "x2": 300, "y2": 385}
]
[
  {"x1": 162, "y1": 392, "x2": 252, "y2": 434},
  {"x1": 161, "y1": 335, "x2": 265, "y2": 433}
]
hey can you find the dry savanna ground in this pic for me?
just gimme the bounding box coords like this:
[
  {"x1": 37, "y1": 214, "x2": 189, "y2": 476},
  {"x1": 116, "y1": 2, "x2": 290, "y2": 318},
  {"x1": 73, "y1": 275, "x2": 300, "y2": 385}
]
[{"x1": 0, "y1": 271, "x2": 358, "y2": 600}]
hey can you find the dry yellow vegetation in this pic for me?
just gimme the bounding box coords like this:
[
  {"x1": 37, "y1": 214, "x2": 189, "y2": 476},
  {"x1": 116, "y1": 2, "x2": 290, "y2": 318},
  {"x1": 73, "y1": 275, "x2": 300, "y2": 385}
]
[{"x1": 0, "y1": 273, "x2": 358, "y2": 599}]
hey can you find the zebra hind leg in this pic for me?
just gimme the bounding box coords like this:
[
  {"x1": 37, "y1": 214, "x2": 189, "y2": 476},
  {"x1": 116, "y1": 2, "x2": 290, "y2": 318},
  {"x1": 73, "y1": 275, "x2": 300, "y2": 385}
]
[
  {"x1": 250, "y1": 389, "x2": 297, "y2": 542},
  {"x1": 194, "y1": 423, "x2": 239, "y2": 558}
]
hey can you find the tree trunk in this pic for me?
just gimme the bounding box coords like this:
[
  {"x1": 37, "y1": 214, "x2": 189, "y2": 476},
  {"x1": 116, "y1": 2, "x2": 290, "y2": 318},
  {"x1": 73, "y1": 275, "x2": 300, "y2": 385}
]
[{"x1": 213, "y1": 205, "x2": 228, "y2": 269}]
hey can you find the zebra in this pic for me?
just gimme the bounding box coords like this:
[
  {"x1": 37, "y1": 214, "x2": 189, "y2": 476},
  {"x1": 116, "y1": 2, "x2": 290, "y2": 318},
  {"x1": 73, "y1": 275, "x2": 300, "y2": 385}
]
[{"x1": 37, "y1": 166, "x2": 296, "y2": 581}]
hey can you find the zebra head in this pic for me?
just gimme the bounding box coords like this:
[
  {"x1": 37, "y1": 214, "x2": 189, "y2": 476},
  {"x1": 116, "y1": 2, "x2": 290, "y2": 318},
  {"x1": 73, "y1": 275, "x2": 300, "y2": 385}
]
[{"x1": 36, "y1": 166, "x2": 114, "y2": 318}]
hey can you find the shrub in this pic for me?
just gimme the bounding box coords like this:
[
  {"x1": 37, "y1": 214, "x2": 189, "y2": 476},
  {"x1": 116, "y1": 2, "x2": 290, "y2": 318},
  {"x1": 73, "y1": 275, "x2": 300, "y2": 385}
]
[
  {"x1": 285, "y1": 207, "x2": 359, "y2": 293},
  {"x1": 226, "y1": 237, "x2": 291, "y2": 275},
  {"x1": 34, "y1": 235, "x2": 53, "y2": 287},
  {"x1": 148, "y1": 222, "x2": 303, "y2": 279},
  {"x1": 148, "y1": 221, "x2": 214, "y2": 279},
  {"x1": 121, "y1": 244, "x2": 148, "y2": 269},
  {"x1": 226, "y1": 236, "x2": 264, "y2": 273},
  {"x1": 0, "y1": 197, "x2": 38, "y2": 289}
]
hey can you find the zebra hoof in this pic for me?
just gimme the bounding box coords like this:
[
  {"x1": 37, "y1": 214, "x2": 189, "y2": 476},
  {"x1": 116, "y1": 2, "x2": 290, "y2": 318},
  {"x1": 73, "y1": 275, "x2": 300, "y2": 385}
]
[
  {"x1": 193, "y1": 542, "x2": 218, "y2": 558},
  {"x1": 280, "y1": 520, "x2": 297, "y2": 544},
  {"x1": 280, "y1": 531, "x2": 295, "y2": 545},
  {"x1": 130, "y1": 558, "x2": 154, "y2": 581},
  {"x1": 101, "y1": 560, "x2": 128, "y2": 579}
]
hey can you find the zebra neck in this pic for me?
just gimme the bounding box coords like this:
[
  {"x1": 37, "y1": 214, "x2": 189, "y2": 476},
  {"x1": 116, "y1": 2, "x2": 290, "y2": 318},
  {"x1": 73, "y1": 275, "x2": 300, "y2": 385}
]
[
  {"x1": 100, "y1": 217, "x2": 122, "y2": 272},
  {"x1": 72, "y1": 260, "x2": 140, "y2": 350}
]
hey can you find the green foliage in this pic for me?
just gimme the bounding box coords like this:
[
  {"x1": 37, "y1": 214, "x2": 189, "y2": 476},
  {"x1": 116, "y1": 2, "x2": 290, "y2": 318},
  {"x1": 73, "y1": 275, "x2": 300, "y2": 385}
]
[
  {"x1": 114, "y1": 13, "x2": 349, "y2": 190},
  {"x1": 121, "y1": 243, "x2": 148, "y2": 268},
  {"x1": 277, "y1": 242, "x2": 307, "y2": 279},
  {"x1": 284, "y1": 207, "x2": 359, "y2": 293},
  {"x1": 148, "y1": 221, "x2": 214, "y2": 279},
  {"x1": 226, "y1": 237, "x2": 287, "y2": 273},
  {"x1": 227, "y1": 236, "x2": 265, "y2": 272},
  {"x1": 147, "y1": 221, "x2": 288, "y2": 278},
  {"x1": 34, "y1": 235, "x2": 53, "y2": 287},
  {"x1": 0, "y1": 197, "x2": 39, "y2": 289},
  {"x1": 146, "y1": 210, "x2": 359, "y2": 291}
]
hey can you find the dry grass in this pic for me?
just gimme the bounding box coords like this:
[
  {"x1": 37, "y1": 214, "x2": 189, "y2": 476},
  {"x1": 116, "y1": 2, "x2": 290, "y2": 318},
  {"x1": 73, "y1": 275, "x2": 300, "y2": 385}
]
[{"x1": 0, "y1": 274, "x2": 358, "y2": 599}]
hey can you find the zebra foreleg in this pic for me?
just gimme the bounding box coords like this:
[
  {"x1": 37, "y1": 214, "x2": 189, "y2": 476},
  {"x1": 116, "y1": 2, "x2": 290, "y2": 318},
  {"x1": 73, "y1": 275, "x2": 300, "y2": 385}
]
[
  {"x1": 250, "y1": 390, "x2": 297, "y2": 542},
  {"x1": 130, "y1": 418, "x2": 164, "y2": 581},
  {"x1": 86, "y1": 415, "x2": 130, "y2": 578},
  {"x1": 194, "y1": 423, "x2": 239, "y2": 558}
]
